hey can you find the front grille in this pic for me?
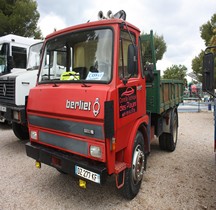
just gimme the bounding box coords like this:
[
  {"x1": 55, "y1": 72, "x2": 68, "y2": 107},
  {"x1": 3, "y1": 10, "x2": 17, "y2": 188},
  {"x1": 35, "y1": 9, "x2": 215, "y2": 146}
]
[{"x1": 0, "y1": 78, "x2": 15, "y2": 104}]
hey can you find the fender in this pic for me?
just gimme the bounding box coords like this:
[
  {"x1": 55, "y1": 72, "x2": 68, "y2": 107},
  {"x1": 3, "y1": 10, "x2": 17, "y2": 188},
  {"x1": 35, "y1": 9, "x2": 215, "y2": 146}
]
[{"x1": 124, "y1": 114, "x2": 149, "y2": 166}]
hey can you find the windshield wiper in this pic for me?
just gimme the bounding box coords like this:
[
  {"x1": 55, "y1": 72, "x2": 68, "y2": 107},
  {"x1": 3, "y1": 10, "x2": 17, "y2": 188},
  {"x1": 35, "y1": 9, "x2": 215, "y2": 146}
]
[
  {"x1": 27, "y1": 66, "x2": 39, "y2": 71},
  {"x1": 41, "y1": 74, "x2": 54, "y2": 77}
]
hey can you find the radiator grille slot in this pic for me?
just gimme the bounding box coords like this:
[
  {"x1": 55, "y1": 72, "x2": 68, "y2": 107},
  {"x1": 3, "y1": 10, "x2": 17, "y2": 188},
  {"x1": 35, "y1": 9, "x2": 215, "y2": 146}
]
[{"x1": 0, "y1": 78, "x2": 15, "y2": 104}]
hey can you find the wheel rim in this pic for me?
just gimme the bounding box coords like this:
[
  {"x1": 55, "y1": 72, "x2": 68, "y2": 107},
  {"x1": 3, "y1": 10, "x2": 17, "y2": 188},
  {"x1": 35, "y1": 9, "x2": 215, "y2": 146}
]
[{"x1": 132, "y1": 144, "x2": 145, "y2": 184}]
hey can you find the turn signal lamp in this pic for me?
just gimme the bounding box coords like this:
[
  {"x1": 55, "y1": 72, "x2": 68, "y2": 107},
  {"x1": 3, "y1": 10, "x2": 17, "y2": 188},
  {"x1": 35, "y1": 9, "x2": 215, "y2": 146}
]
[
  {"x1": 111, "y1": 137, "x2": 116, "y2": 151},
  {"x1": 30, "y1": 131, "x2": 37, "y2": 140},
  {"x1": 90, "y1": 146, "x2": 102, "y2": 158}
]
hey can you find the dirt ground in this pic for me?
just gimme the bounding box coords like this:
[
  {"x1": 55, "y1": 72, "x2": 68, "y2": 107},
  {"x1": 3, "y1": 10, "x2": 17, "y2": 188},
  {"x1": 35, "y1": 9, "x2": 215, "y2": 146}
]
[{"x1": 0, "y1": 112, "x2": 215, "y2": 210}]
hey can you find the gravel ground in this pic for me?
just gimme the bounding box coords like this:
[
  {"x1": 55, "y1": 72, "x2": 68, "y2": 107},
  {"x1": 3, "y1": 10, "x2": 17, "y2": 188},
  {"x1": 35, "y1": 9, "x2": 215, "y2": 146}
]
[{"x1": 0, "y1": 112, "x2": 215, "y2": 210}]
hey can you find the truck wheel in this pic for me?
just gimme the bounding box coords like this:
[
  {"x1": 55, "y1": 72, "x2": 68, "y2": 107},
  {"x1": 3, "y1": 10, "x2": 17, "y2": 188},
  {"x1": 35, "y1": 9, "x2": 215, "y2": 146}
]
[
  {"x1": 12, "y1": 122, "x2": 29, "y2": 140},
  {"x1": 122, "y1": 131, "x2": 145, "y2": 200},
  {"x1": 159, "y1": 109, "x2": 178, "y2": 152}
]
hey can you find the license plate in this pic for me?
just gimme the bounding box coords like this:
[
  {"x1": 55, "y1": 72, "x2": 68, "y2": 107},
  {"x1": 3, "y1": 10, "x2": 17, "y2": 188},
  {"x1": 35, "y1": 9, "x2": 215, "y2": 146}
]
[
  {"x1": 0, "y1": 105, "x2": 6, "y2": 112},
  {"x1": 75, "y1": 165, "x2": 100, "y2": 184}
]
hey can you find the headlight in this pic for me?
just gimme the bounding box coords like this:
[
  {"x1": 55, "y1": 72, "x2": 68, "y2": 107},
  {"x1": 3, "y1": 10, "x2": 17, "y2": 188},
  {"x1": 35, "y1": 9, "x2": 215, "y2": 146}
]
[
  {"x1": 90, "y1": 146, "x2": 102, "y2": 158},
  {"x1": 30, "y1": 131, "x2": 38, "y2": 140}
]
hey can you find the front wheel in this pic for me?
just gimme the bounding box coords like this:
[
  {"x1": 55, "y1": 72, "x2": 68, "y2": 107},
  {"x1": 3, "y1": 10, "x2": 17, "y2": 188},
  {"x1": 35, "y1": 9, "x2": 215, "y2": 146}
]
[
  {"x1": 12, "y1": 122, "x2": 29, "y2": 140},
  {"x1": 122, "y1": 131, "x2": 145, "y2": 200}
]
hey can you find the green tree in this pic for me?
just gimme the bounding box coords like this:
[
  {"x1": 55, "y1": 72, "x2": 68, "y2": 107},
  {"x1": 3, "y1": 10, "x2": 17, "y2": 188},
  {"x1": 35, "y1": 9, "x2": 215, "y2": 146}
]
[
  {"x1": 0, "y1": 0, "x2": 42, "y2": 38},
  {"x1": 163, "y1": 64, "x2": 187, "y2": 81},
  {"x1": 200, "y1": 14, "x2": 216, "y2": 46},
  {"x1": 191, "y1": 51, "x2": 205, "y2": 82},
  {"x1": 192, "y1": 13, "x2": 216, "y2": 82},
  {"x1": 140, "y1": 32, "x2": 167, "y2": 64}
]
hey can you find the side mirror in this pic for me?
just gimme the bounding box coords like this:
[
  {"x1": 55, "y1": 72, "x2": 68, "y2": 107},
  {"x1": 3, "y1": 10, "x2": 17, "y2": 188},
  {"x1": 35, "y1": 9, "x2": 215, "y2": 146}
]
[
  {"x1": 127, "y1": 44, "x2": 137, "y2": 75},
  {"x1": 202, "y1": 52, "x2": 214, "y2": 93},
  {"x1": 144, "y1": 63, "x2": 154, "y2": 83}
]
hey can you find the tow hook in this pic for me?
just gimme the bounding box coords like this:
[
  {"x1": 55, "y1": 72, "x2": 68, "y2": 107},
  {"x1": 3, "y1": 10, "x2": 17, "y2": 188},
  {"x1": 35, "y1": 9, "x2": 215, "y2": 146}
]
[
  {"x1": 35, "y1": 161, "x2": 41, "y2": 169},
  {"x1": 79, "y1": 179, "x2": 87, "y2": 189}
]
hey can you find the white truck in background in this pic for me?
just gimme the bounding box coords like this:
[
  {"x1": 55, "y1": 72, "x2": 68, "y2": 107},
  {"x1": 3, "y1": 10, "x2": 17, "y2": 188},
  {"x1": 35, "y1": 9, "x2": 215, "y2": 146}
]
[
  {"x1": 0, "y1": 41, "x2": 43, "y2": 140},
  {"x1": 0, "y1": 34, "x2": 40, "y2": 75}
]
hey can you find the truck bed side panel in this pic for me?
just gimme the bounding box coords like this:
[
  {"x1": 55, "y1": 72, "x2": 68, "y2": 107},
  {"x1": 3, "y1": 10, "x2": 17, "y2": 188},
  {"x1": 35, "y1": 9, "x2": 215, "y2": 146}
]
[{"x1": 147, "y1": 70, "x2": 184, "y2": 114}]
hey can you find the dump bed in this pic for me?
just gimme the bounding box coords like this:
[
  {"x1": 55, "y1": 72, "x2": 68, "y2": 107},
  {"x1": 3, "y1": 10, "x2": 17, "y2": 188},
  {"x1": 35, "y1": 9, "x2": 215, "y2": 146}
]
[{"x1": 146, "y1": 70, "x2": 184, "y2": 114}]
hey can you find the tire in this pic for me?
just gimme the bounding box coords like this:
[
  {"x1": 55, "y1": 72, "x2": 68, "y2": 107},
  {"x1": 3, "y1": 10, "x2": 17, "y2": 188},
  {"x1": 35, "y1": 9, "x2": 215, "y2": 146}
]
[
  {"x1": 122, "y1": 131, "x2": 145, "y2": 200},
  {"x1": 12, "y1": 122, "x2": 29, "y2": 140},
  {"x1": 159, "y1": 109, "x2": 178, "y2": 152}
]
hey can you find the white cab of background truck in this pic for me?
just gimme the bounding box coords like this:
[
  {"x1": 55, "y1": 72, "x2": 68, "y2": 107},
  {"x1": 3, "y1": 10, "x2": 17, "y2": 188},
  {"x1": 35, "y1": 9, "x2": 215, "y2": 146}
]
[
  {"x1": 0, "y1": 34, "x2": 40, "y2": 75},
  {"x1": 0, "y1": 39, "x2": 43, "y2": 140}
]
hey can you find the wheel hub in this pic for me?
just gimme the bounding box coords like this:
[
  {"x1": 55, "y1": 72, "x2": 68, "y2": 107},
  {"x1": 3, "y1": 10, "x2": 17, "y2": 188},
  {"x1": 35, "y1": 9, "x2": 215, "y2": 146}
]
[{"x1": 132, "y1": 145, "x2": 145, "y2": 184}]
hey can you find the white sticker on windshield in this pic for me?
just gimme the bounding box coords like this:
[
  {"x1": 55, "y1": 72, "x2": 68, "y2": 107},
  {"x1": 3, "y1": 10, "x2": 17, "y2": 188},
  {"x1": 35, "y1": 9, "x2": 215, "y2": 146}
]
[{"x1": 86, "y1": 72, "x2": 104, "y2": 80}]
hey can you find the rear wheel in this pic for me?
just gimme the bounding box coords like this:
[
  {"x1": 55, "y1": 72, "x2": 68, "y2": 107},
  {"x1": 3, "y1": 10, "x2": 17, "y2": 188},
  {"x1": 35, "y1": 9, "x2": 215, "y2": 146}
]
[
  {"x1": 12, "y1": 122, "x2": 29, "y2": 140},
  {"x1": 122, "y1": 131, "x2": 145, "y2": 200},
  {"x1": 159, "y1": 109, "x2": 178, "y2": 152}
]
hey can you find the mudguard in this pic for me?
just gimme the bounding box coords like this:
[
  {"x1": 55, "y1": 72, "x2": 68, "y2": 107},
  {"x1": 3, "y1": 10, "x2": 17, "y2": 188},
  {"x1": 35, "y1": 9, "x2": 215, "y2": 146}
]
[{"x1": 124, "y1": 114, "x2": 149, "y2": 166}]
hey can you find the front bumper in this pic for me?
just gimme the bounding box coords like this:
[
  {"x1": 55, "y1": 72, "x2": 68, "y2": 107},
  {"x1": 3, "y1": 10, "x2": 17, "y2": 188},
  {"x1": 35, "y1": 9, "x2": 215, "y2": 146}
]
[{"x1": 25, "y1": 142, "x2": 107, "y2": 184}]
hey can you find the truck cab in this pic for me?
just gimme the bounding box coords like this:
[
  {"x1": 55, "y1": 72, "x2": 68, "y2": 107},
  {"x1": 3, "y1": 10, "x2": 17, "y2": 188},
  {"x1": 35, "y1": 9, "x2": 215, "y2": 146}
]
[
  {"x1": 26, "y1": 11, "x2": 183, "y2": 199},
  {"x1": 0, "y1": 34, "x2": 40, "y2": 75}
]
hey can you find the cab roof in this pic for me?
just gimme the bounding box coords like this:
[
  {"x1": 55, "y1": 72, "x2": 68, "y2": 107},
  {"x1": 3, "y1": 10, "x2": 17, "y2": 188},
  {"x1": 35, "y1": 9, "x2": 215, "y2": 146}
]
[
  {"x1": 0, "y1": 34, "x2": 40, "y2": 46},
  {"x1": 45, "y1": 19, "x2": 141, "y2": 40}
]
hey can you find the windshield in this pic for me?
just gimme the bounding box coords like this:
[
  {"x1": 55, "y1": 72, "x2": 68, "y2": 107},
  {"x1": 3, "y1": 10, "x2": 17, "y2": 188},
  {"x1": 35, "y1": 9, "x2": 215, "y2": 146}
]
[
  {"x1": 39, "y1": 28, "x2": 113, "y2": 83},
  {"x1": 0, "y1": 43, "x2": 8, "y2": 74},
  {"x1": 27, "y1": 42, "x2": 43, "y2": 70}
]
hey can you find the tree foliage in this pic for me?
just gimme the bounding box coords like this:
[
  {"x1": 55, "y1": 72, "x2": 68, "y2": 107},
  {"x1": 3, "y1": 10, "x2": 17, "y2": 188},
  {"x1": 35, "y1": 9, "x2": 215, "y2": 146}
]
[
  {"x1": 140, "y1": 32, "x2": 167, "y2": 65},
  {"x1": 0, "y1": 0, "x2": 42, "y2": 38},
  {"x1": 192, "y1": 13, "x2": 216, "y2": 82},
  {"x1": 191, "y1": 51, "x2": 205, "y2": 82},
  {"x1": 200, "y1": 14, "x2": 216, "y2": 46},
  {"x1": 163, "y1": 64, "x2": 187, "y2": 81}
]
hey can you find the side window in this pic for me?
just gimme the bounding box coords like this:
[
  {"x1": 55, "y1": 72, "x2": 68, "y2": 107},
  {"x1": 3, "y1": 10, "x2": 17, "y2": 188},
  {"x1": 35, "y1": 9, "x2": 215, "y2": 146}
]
[
  {"x1": 12, "y1": 46, "x2": 27, "y2": 69},
  {"x1": 118, "y1": 31, "x2": 137, "y2": 79}
]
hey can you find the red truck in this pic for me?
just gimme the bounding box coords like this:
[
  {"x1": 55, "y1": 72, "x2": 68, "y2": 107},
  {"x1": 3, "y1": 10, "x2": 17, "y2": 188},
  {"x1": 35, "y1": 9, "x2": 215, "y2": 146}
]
[{"x1": 25, "y1": 10, "x2": 183, "y2": 199}]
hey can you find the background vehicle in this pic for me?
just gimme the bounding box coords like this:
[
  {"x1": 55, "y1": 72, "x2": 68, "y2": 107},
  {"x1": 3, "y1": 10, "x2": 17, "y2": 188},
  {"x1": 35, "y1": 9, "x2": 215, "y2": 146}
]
[
  {"x1": 0, "y1": 41, "x2": 43, "y2": 140},
  {"x1": 0, "y1": 34, "x2": 40, "y2": 75},
  {"x1": 25, "y1": 10, "x2": 183, "y2": 199}
]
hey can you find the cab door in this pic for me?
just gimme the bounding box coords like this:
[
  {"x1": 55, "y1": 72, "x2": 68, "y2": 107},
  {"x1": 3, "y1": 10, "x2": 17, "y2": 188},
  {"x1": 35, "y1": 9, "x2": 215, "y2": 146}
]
[{"x1": 116, "y1": 30, "x2": 146, "y2": 150}]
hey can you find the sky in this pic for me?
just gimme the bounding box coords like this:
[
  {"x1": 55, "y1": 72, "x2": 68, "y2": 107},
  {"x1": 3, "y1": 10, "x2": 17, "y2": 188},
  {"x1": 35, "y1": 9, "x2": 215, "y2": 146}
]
[{"x1": 36, "y1": 0, "x2": 216, "y2": 78}]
